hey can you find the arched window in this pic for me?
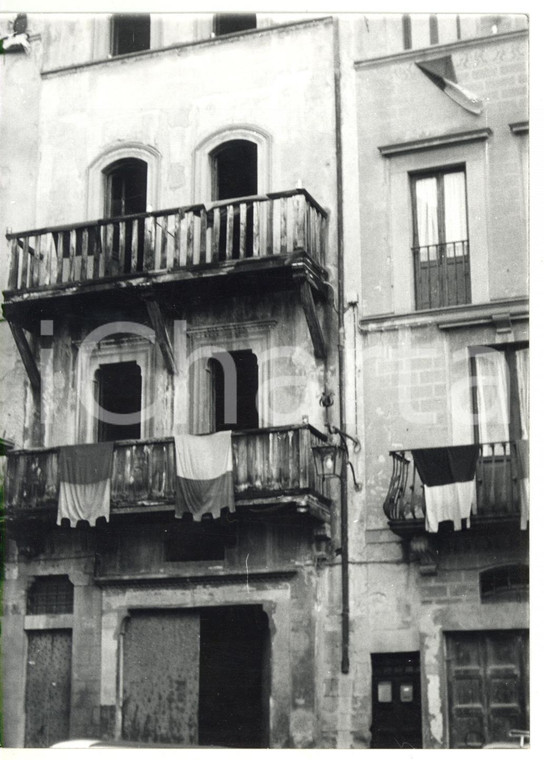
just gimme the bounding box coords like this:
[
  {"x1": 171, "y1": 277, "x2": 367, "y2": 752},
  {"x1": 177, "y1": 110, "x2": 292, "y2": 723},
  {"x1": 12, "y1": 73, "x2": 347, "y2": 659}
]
[
  {"x1": 193, "y1": 127, "x2": 270, "y2": 203},
  {"x1": 103, "y1": 158, "x2": 148, "y2": 218},
  {"x1": 87, "y1": 142, "x2": 160, "y2": 221},
  {"x1": 211, "y1": 139, "x2": 258, "y2": 202}
]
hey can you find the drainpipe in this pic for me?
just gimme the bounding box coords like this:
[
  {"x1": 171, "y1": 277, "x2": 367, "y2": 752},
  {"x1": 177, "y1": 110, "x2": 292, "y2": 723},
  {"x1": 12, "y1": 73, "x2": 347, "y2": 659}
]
[{"x1": 333, "y1": 17, "x2": 350, "y2": 675}]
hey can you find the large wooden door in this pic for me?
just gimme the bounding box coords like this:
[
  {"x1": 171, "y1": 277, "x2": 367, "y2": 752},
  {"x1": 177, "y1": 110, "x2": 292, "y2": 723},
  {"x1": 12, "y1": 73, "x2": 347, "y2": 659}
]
[
  {"x1": 446, "y1": 630, "x2": 529, "y2": 748},
  {"x1": 121, "y1": 606, "x2": 269, "y2": 747},
  {"x1": 24, "y1": 630, "x2": 72, "y2": 747},
  {"x1": 122, "y1": 610, "x2": 200, "y2": 744}
]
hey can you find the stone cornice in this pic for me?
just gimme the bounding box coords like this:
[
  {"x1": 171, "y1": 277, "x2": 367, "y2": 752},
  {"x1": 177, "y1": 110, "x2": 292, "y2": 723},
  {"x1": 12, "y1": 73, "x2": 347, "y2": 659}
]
[
  {"x1": 354, "y1": 28, "x2": 528, "y2": 71},
  {"x1": 378, "y1": 128, "x2": 492, "y2": 157},
  {"x1": 358, "y1": 297, "x2": 529, "y2": 334}
]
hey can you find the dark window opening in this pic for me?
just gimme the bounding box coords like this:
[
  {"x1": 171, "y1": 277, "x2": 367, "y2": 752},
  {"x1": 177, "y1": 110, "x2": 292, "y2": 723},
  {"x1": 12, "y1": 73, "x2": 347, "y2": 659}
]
[
  {"x1": 105, "y1": 158, "x2": 147, "y2": 218},
  {"x1": 214, "y1": 13, "x2": 257, "y2": 37},
  {"x1": 212, "y1": 140, "x2": 258, "y2": 259},
  {"x1": 210, "y1": 349, "x2": 259, "y2": 432},
  {"x1": 429, "y1": 14, "x2": 439, "y2": 44},
  {"x1": 27, "y1": 575, "x2": 74, "y2": 615},
  {"x1": 96, "y1": 361, "x2": 142, "y2": 442},
  {"x1": 480, "y1": 565, "x2": 529, "y2": 603},
  {"x1": 402, "y1": 15, "x2": 412, "y2": 50},
  {"x1": 411, "y1": 166, "x2": 470, "y2": 310},
  {"x1": 104, "y1": 158, "x2": 147, "y2": 271},
  {"x1": 371, "y1": 652, "x2": 422, "y2": 749},
  {"x1": 213, "y1": 139, "x2": 258, "y2": 202},
  {"x1": 164, "y1": 526, "x2": 227, "y2": 562},
  {"x1": 112, "y1": 14, "x2": 150, "y2": 56}
]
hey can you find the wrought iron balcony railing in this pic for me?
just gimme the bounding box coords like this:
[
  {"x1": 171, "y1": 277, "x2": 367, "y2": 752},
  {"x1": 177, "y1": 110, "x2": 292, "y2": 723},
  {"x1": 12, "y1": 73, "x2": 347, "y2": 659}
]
[
  {"x1": 413, "y1": 239, "x2": 471, "y2": 310},
  {"x1": 4, "y1": 424, "x2": 331, "y2": 523},
  {"x1": 383, "y1": 441, "x2": 527, "y2": 526},
  {"x1": 5, "y1": 189, "x2": 327, "y2": 294}
]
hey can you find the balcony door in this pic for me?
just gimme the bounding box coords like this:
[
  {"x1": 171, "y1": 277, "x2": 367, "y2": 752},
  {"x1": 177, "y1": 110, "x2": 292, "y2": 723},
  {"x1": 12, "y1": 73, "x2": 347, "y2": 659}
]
[
  {"x1": 209, "y1": 349, "x2": 259, "y2": 432},
  {"x1": 104, "y1": 158, "x2": 147, "y2": 271},
  {"x1": 211, "y1": 140, "x2": 257, "y2": 259},
  {"x1": 96, "y1": 361, "x2": 142, "y2": 442},
  {"x1": 411, "y1": 167, "x2": 470, "y2": 309}
]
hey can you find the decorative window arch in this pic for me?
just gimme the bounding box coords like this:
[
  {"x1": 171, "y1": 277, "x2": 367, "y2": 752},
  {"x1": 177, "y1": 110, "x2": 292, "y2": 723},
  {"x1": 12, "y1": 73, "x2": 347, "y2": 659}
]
[
  {"x1": 87, "y1": 142, "x2": 162, "y2": 219},
  {"x1": 193, "y1": 126, "x2": 272, "y2": 203}
]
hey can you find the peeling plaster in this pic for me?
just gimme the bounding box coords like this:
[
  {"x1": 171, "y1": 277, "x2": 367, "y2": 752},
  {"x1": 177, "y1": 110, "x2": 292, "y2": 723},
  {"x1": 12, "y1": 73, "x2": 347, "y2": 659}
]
[{"x1": 427, "y1": 673, "x2": 443, "y2": 743}]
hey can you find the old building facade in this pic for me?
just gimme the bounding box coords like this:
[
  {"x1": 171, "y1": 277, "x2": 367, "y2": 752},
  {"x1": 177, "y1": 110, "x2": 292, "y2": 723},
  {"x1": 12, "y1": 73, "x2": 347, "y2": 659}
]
[{"x1": 1, "y1": 12, "x2": 528, "y2": 749}]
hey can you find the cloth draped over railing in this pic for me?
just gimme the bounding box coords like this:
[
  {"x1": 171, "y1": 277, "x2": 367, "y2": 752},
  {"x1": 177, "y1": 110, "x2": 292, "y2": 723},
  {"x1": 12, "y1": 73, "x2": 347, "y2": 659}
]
[
  {"x1": 174, "y1": 432, "x2": 235, "y2": 521},
  {"x1": 57, "y1": 442, "x2": 114, "y2": 527},
  {"x1": 412, "y1": 444, "x2": 479, "y2": 532}
]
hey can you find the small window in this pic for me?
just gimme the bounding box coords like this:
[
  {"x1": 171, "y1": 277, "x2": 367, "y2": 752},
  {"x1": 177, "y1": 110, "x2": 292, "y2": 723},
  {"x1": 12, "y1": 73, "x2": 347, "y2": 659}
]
[
  {"x1": 402, "y1": 15, "x2": 412, "y2": 50},
  {"x1": 27, "y1": 576, "x2": 74, "y2": 615},
  {"x1": 96, "y1": 361, "x2": 142, "y2": 442},
  {"x1": 377, "y1": 681, "x2": 393, "y2": 703},
  {"x1": 112, "y1": 14, "x2": 150, "y2": 56},
  {"x1": 480, "y1": 565, "x2": 529, "y2": 602},
  {"x1": 411, "y1": 166, "x2": 470, "y2": 310},
  {"x1": 429, "y1": 15, "x2": 439, "y2": 44},
  {"x1": 214, "y1": 13, "x2": 257, "y2": 37},
  {"x1": 210, "y1": 349, "x2": 259, "y2": 432}
]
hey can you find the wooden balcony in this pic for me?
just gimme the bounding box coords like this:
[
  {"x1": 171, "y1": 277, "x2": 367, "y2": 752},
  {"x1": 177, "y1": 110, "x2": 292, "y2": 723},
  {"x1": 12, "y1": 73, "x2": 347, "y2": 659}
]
[
  {"x1": 383, "y1": 441, "x2": 528, "y2": 536},
  {"x1": 3, "y1": 424, "x2": 331, "y2": 525},
  {"x1": 4, "y1": 189, "x2": 328, "y2": 307}
]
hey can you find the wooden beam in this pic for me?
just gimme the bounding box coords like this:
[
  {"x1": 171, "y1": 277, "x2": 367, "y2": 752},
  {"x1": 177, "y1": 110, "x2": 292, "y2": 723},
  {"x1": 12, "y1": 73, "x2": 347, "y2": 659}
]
[
  {"x1": 299, "y1": 279, "x2": 327, "y2": 360},
  {"x1": 144, "y1": 297, "x2": 177, "y2": 375},
  {"x1": 8, "y1": 321, "x2": 41, "y2": 391}
]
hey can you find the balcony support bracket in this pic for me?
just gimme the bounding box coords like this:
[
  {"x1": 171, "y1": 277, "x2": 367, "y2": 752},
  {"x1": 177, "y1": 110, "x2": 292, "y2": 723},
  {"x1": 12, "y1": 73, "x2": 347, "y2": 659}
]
[
  {"x1": 143, "y1": 296, "x2": 177, "y2": 375},
  {"x1": 8, "y1": 321, "x2": 41, "y2": 391},
  {"x1": 409, "y1": 533, "x2": 438, "y2": 575},
  {"x1": 298, "y1": 279, "x2": 327, "y2": 360}
]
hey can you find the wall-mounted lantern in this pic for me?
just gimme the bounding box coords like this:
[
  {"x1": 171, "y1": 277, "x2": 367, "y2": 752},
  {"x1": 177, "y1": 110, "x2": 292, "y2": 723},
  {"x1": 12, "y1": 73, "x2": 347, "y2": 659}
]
[{"x1": 312, "y1": 425, "x2": 362, "y2": 491}]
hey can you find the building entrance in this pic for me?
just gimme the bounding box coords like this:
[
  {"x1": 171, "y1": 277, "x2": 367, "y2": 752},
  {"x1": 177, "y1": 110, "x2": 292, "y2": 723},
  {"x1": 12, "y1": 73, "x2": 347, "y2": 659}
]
[{"x1": 122, "y1": 605, "x2": 269, "y2": 747}]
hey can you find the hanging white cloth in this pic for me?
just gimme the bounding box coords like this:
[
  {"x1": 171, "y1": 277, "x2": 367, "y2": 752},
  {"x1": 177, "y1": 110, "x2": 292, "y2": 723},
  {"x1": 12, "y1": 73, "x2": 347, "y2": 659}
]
[{"x1": 474, "y1": 349, "x2": 510, "y2": 450}]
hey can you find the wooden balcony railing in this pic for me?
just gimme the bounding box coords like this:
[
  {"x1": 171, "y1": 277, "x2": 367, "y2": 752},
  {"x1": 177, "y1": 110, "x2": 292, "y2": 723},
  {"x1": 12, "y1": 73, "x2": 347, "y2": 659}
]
[
  {"x1": 4, "y1": 424, "x2": 330, "y2": 521},
  {"x1": 6, "y1": 189, "x2": 327, "y2": 294},
  {"x1": 383, "y1": 442, "x2": 527, "y2": 525},
  {"x1": 413, "y1": 239, "x2": 471, "y2": 310}
]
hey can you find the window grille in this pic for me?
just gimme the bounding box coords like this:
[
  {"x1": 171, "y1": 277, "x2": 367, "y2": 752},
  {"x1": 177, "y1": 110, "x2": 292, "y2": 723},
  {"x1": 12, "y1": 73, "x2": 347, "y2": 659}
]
[{"x1": 27, "y1": 575, "x2": 74, "y2": 615}]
